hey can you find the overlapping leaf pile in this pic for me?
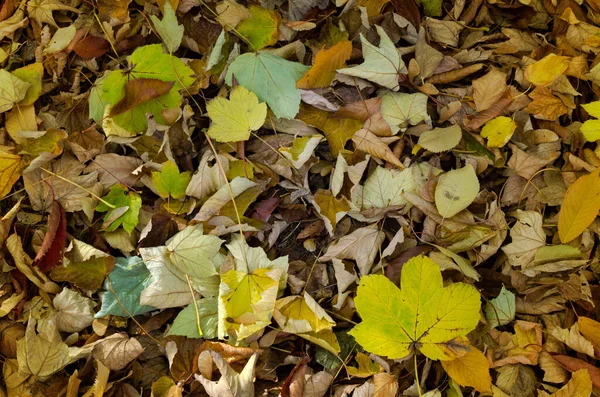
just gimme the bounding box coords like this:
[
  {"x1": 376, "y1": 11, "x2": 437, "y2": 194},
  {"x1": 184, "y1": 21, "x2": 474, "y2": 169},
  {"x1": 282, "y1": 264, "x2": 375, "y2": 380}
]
[{"x1": 1, "y1": 0, "x2": 600, "y2": 396}]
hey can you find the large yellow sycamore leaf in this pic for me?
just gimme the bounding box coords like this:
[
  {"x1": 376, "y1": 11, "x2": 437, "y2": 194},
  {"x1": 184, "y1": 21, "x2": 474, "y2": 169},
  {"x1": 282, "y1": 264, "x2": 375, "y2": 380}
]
[
  {"x1": 481, "y1": 116, "x2": 516, "y2": 148},
  {"x1": 524, "y1": 54, "x2": 570, "y2": 86},
  {"x1": 206, "y1": 86, "x2": 267, "y2": 143},
  {"x1": 350, "y1": 255, "x2": 481, "y2": 360},
  {"x1": 440, "y1": 347, "x2": 492, "y2": 393},
  {"x1": 558, "y1": 168, "x2": 600, "y2": 243}
]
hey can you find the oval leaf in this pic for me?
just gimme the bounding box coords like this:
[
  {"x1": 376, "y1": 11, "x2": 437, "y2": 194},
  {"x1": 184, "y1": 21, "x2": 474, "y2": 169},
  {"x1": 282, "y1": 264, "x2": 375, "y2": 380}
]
[
  {"x1": 558, "y1": 168, "x2": 600, "y2": 243},
  {"x1": 434, "y1": 164, "x2": 479, "y2": 218}
]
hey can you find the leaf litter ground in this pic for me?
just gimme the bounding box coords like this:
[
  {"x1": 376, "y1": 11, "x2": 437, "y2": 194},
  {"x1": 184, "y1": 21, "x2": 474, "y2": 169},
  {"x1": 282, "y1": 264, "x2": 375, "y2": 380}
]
[{"x1": 1, "y1": 0, "x2": 600, "y2": 396}]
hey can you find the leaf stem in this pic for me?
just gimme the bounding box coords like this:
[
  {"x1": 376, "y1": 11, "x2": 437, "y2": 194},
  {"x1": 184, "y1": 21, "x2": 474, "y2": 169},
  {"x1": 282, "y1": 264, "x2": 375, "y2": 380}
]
[{"x1": 414, "y1": 353, "x2": 422, "y2": 397}]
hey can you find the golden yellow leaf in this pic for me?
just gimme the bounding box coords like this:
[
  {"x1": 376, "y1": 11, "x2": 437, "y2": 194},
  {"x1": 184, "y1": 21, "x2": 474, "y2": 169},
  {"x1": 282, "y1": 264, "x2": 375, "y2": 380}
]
[
  {"x1": 356, "y1": 0, "x2": 390, "y2": 17},
  {"x1": 441, "y1": 347, "x2": 492, "y2": 393},
  {"x1": 5, "y1": 104, "x2": 37, "y2": 144},
  {"x1": 297, "y1": 40, "x2": 352, "y2": 89},
  {"x1": 480, "y1": 116, "x2": 516, "y2": 148},
  {"x1": 312, "y1": 189, "x2": 350, "y2": 233},
  {"x1": 524, "y1": 54, "x2": 570, "y2": 86},
  {"x1": 577, "y1": 316, "x2": 600, "y2": 354},
  {"x1": 551, "y1": 369, "x2": 592, "y2": 397},
  {"x1": 558, "y1": 168, "x2": 600, "y2": 243},
  {"x1": 0, "y1": 151, "x2": 23, "y2": 199}
]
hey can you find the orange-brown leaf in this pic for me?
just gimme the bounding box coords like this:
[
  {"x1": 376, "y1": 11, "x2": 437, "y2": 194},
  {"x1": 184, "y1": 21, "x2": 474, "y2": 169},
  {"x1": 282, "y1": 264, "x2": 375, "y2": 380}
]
[
  {"x1": 297, "y1": 41, "x2": 352, "y2": 89},
  {"x1": 551, "y1": 355, "x2": 600, "y2": 389}
]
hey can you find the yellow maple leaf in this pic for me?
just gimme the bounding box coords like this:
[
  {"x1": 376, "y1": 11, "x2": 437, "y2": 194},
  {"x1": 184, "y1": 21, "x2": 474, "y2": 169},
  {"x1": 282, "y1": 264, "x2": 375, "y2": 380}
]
[
  {"x1": 206, "y1": 86, "x2": 267, "y2": 143},
  {"x1": 524, "y1": 54, "x2": 570, "y2": 86},
  {"x1": 480, "y1": 116, "x2": 516, "y2": 148}
]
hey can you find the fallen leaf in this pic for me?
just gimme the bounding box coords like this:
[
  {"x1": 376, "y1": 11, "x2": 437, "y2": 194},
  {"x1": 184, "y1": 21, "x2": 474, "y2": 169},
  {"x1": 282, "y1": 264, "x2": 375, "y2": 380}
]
[
  {"x1": 226, "y1": 51, "x2": 309, "y2": 119},
  {"x1": 151, "y1": 2, "x2": 184, "y2": 53},
  {"x1": 434, "y1": 164, "x2": 479, "y2": 218},
  {"x1": 92, "y1": 333, "x2": 144, "y2": 371},
  {"x1": 297, "y1": 40, "x2": 352, "y2": 89},
  {"x1": 338, "y1": 25, "x2": 406, "y2": 90},
  {"x1": 152, "y1": 161, "x2": 192, "y2": 200},
  {"x1": 524, "y1": 54, "x2": 570, "y2": 87},
  {"x1": 237, "y1": 5, "x2": 281, "y2": 50},
  {"x1": 380, "y1": 91, "x2": 429, "y2": 133},
  {"x1": 72, "y1": 35, "x2": 111, "y2": 59},
  {"x1": 0, "y1": 151, "x2": 23, "y2": 199},
  {"x1": 194, "y1": 351, "x2": 258, "y2": 397},
  {"x1": 350, "y1": 255, "x2": 481, "y2": 360},
  {"x1": 473, "y1": 68, "x2": 507, "y2": 112},
  {"x1": 206, "y1": 85, "x2": 267, "y2": 143},
  {"x1": 109, "y1": 78, "x2": 175, "y2": 118},
  {"x1": 551, "y1": 369, "x2": 592, "y2": 397},
  {"x1": 319, "y1": 226, "x2": 385, "y2": 275},
  {"x1": 53, "y1": 288, "x2": 95, "y2": 332},
  {"x1": 558, "y1": 168, "x2": 600, "y2": 243},
  {"x1": 34, "y1": 201, "x2": 67, "y2": 273},
  {"x1": 0, "y1": 69, "x2": 29, "y2": 113},
  {"x1": 417, "y1": 124, "x2": 462, "y2": 153},
  {"x1": 441, "y1": 347, "x2": 492, "y2": 393},
  {"x1": 352, "y1": 128, "x2": 403, "y2": 168},
  {"x1": 480, "y1": 116, "x2": 517, "y2": 148}
]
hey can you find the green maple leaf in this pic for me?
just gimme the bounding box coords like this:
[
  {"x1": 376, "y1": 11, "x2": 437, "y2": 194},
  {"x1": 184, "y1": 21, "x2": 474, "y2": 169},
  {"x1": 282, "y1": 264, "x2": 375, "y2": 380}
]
[
  {"x1": 89, "y1": 44, "x2": 195, "y2": 133},
  {"x1": 152, "y1": 160, "x2": 191, "y2": 199},
  {"x1": 226, "y1": 52, "x2": 309, "y2": 119},
  {"x1": 96, "y1": 184, "x2": 142, "y2": 234},
  {"x1": 350, "y1": 255, "x2": 481, "y2": 360}
]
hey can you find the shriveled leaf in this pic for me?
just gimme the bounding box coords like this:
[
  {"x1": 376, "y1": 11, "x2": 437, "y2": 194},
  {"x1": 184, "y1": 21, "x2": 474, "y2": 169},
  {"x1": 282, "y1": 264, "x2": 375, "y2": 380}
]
[
  {"x1": 352, "y1": 129, "x2": 403, "y2": 168},
  {"x1": 194, "y1": 351, "x2": 258, "y2": 397},
  {"x1": 319, "y1": 226, "x2": 385, "y2": 275},
  {"x1": 350, "y1": 255, "x2": 481, "y2": 360},
  {"x1": 33, "y1": 201, "x2": 67, "y2": 273},
  {"x1": 92, "y1": 334, "x2": 144, "y2": 371}
]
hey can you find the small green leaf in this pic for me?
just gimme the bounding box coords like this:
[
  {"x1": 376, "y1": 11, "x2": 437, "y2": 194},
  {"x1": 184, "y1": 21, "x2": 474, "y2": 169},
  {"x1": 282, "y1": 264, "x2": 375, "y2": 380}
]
[
  {"x1": 168, "y1": 298, "x2": 218, "y2": 338},
  {"x1": 484, "y1": 285, "x2": 515, "y2": 329},
  {"x1": 152, "y1": 161, "x2": 191, "y2": 199},
  {"x1": 95, "y1": 256, "x2": 156, "y2": 318},
  {"x1": 150, "y1": 2, "x2": 184, "y2": 53},
  {"x1": 96, "y1": 184, "x2": 142, "y2": 233}
]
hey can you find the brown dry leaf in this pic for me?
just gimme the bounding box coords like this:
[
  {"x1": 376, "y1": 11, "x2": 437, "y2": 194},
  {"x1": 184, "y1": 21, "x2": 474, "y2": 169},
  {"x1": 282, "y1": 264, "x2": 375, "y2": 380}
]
[
  {"x1": 92, "y1": 334, "x2": 144, "y2": 371},
  {"x1": 525, "y1": 87, "x2": 568, "y2": 120},
  {"x1": 298, "y1": 106, "x2": 363, "y2": 157},
  {"x1": 373, "y1": 373, "x2": 398, "y2": 397},
  {"x1": 110, "y1": 78, "x2": 175, "y2": 117},
  {"x1": 352, "y1": 129, "x2": 403, "y2": 169},
  {"x1": 551, "y1": 355, "x2": 600, "y2": 388},
  {"x1": 473, "y1": 68, "x2": 507, "y2": 112}
]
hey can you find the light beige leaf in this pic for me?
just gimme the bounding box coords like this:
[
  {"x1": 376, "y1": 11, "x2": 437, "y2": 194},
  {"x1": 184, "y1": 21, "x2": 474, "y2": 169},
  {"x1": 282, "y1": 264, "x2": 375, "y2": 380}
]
[
  {"x1": 551, "y1": 323, "x2": 596, "y2": 358},
  {"x1": 185, "y1": 152, "x2": 229, "y2": 200},
  {"x1": 502, "y1": 210, "x2": 545, "y2": 268},
  {"x1": 352, "y1": 129, "x2": 403, "y2": 169},
  {"x1": 434, "y1": 164, "x2": 479, "y2": 218},
  {"x1": 380, "y1": 92, "x2": 429, "y2": 133},
  {"x1": 194, "y1": 351, "x2": 258, "y2": 397},
  {"x1": 319, "y1": 225, "x2": 385, "y2": 275},
  {"x1": 352, "y1": 166, "x2": 415, "y2": 210},
  {"x1": 86, "y1": 153, "x2": 144, "y2": 189},
  {"x1": 53, "y1": 288, "x2": 95, "y2": 333},
  {"x1": 92, "y1": 333, "x2": 144, "y2": 371},
  {"x1": 193, "y1": 177, "x2": 257, "y2": 222},
  {"x1": 373, "y1": 373, "x2": 398, "y2": 397},
  {"x1": 17, "y1": 319, "x2": 70, "y2": 377}
]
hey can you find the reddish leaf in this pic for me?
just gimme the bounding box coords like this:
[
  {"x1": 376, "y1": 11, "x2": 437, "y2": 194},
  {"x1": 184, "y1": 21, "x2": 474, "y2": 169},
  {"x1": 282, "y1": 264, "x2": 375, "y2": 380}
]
[
  {"x1": 34, "y1": 201, "x2": 67, "y2": 273},
  {"x1": 281, "y1": 355, "x2": 310, "y2": 397},
  {"x1": 73, "y1": 35, "x2": 111, "y2": 59},
  {"x1": 250, "y1": 197, "x2": 280, "y2": 222},
  {"x1": 109, "y1": 78, "x2": 174, "y2": 117},
  {"x1": 551, "y1": 354, "x2": 600, "y2": 388}
]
